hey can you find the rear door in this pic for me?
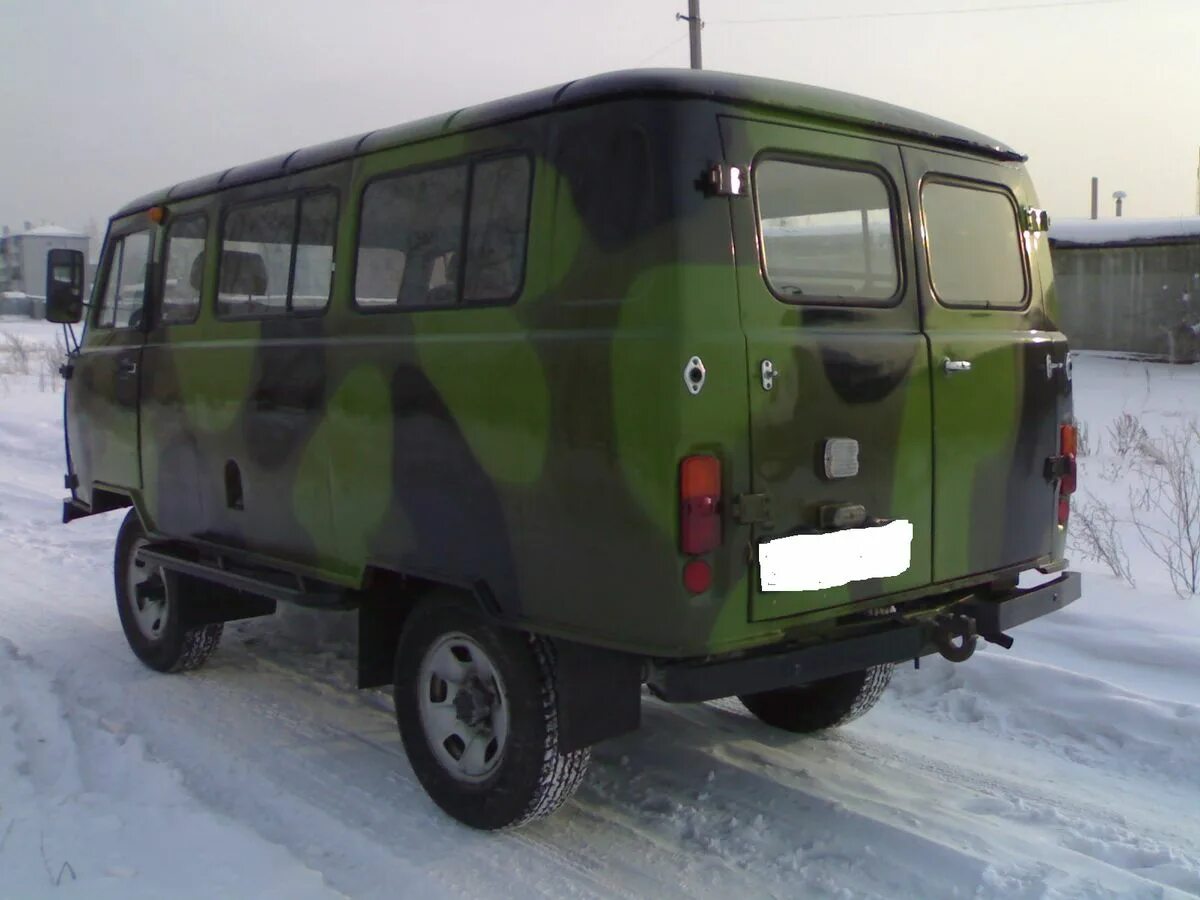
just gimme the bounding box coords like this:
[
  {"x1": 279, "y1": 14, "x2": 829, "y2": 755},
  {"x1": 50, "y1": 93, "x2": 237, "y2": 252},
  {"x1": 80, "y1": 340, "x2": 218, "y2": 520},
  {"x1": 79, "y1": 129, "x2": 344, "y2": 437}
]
[
  {"x1": 66, "y1": 222, "x2": 151, "y2": 505},
  {"x1": 720, "y1": 116, "x2": 933, "y2": 622},
  {"x1": 902, "y1": 146, "x2": 1066, "y2": 581}
]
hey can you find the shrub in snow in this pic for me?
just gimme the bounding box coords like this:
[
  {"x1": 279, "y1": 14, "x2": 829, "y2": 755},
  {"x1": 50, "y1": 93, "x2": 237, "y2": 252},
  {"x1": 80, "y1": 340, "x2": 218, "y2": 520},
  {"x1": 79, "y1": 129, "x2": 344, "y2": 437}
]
[
  {"x1": 0, "y1": 331, "x2": 32, "y2": 375},
  {"x1": 1129, "y1": 422, "x2": 1200, "y2": 598},
  {"x1": 1069, "y1": 494, "x2": 1135, "y2": 587}
]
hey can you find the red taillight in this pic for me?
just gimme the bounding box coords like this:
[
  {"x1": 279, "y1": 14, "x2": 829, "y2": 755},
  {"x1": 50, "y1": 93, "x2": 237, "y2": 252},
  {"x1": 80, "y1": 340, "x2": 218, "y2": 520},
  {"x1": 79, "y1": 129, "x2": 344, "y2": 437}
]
[
  {"x1": 680, "y1": 455, "x2": 721, "y2": 555},
  {"x1": 1059, "y1": 424, "x2": 1077, "y2": 495},
  {"x1": 1058, "y1": 423, "x2": 1078, "y2": 526}
]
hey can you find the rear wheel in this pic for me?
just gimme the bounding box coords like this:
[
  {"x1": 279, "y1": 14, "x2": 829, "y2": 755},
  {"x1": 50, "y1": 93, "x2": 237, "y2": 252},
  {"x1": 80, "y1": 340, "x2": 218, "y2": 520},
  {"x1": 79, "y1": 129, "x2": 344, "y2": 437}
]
[
  {"x1": 394, "y1": 596, "x2": 589, "y2": 830},
  {"x1": 738, "y1": 664, "x2": 893, "y2": 733},
  {"x1": 114, "y1": 510, "x2": 223, "y2": 673}
]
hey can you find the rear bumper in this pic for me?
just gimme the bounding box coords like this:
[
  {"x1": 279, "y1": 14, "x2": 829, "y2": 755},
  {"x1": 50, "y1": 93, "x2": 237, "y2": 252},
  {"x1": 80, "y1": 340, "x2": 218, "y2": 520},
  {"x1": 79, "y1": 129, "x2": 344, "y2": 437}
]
[{"x1": 648, "y1": 571, "x2": 1081, "y2": 703}]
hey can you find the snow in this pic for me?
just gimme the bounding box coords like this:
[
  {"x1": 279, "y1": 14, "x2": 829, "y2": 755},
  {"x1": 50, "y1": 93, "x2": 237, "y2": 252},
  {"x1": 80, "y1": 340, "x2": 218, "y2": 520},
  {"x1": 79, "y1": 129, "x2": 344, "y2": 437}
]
[
  {"x1": 13, "y1": 225, "x2": 86, "y2": 239},
  {"x1": 1050, "y1": 216, "x2": 1200, "y2": 247},
  {"x1": 1, "y1": 316, "x2": 1199, "y2": 898}
]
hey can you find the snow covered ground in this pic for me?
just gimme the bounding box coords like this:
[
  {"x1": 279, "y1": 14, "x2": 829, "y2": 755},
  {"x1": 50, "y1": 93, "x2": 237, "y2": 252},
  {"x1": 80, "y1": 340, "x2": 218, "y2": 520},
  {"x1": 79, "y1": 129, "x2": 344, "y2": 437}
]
[{"x1": 1, "y1": 316, "x2": 1198, "y2": 899}]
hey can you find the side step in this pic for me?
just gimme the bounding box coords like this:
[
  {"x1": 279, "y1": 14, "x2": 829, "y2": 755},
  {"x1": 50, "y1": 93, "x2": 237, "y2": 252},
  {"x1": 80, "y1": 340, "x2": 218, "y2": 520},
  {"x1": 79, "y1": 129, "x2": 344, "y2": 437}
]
[{"x1": 136, "y1": 545, "x2": 352, "y2": 609}]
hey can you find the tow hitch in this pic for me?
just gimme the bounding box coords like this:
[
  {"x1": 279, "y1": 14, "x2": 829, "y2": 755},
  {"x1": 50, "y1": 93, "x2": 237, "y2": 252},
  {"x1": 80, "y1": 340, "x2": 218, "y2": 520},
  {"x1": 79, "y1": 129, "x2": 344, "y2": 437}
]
[{"x1": 932, "y1": 614, "x2": 978, "y2": 662}]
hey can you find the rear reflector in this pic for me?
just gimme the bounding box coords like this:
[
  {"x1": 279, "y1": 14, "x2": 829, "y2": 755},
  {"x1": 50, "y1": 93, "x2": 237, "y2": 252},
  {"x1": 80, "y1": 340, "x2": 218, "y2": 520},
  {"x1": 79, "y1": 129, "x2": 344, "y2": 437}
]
[
  {"x1": 683, "y1": 559, "x2": 713, "y2": 594},
  {"x1": 680, "y1": 455, "x2": 721, "y2": 555}
]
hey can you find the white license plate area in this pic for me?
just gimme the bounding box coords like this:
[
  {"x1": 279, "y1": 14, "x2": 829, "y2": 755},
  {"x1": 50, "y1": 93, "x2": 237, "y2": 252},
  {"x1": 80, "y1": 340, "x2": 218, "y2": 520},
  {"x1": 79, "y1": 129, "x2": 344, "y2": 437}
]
[{"x1": 758, "y1": 520, "x2": 913, "y2": 592}]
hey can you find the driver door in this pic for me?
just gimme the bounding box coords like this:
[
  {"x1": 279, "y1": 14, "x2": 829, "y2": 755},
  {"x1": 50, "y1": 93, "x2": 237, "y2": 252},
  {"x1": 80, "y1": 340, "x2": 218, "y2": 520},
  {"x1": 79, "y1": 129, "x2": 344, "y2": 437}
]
[{"x1": 66, "y1": 222, "x2": 152, "y2": 507}]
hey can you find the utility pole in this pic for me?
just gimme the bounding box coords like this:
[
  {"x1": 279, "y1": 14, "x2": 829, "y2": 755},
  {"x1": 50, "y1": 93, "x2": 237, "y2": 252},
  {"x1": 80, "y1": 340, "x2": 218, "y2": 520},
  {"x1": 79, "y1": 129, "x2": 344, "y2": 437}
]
[{"x1": 676, "y1": 0, "x2": 703, "y2": 70}]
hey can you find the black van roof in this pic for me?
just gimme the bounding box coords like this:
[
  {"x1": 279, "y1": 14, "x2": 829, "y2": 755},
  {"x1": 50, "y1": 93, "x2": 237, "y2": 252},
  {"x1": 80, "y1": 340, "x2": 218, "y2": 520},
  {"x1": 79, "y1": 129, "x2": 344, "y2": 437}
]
[{"x1": 115, "y1": 68, "x2": 1024, "y2": 217}]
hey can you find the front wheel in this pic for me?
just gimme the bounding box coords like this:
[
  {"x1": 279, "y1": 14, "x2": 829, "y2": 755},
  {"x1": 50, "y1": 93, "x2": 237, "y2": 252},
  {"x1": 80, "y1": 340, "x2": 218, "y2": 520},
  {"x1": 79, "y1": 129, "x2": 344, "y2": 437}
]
[
  {"x1": 113, "y1": 510, "x2": 223, "y2": 673},
  {"x1": 738, "y1": 664, "x2": 894, "y2": 733},
  {"x1": 394, "y1": 596, "x2": 589, "y2": 830}
]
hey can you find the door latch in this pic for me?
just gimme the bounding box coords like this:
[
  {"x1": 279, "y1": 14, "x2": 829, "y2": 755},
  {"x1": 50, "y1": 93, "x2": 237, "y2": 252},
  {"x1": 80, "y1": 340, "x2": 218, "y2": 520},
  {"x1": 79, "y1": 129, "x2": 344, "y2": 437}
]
[
  {"x1": 760, "y1": 359, "x2": 777, "y2": 390},
  {"x1": 943, "y1": 358, "x2": 972, "y2": 374}
]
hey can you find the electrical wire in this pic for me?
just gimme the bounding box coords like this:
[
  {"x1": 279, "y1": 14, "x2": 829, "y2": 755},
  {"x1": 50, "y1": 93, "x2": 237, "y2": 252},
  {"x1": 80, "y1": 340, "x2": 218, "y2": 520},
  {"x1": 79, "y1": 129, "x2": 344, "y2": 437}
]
[
  {"x1": 710, "y1": 0, "x2": 1126, "y2": 26},
  {"x1": 633, "y1": 34, "x2": 689, "y2": 66}
]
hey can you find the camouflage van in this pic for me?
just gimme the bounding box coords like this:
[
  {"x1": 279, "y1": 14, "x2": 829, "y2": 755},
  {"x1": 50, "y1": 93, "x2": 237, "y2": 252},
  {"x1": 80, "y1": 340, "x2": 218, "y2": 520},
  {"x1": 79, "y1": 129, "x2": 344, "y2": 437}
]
[{"x1": 45, "y1": 69, "x2": 1080, "y2": 830}]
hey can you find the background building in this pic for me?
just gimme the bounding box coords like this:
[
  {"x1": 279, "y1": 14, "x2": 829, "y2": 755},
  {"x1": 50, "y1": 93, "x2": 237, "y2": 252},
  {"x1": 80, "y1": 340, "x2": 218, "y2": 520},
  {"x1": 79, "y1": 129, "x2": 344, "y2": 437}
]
[
  {"x1": 1050, "y1": 217, "x2": 1200, "y2": 361},
  {"x1": 0, "y1": 223, "x2": 90, "y2": 316}
]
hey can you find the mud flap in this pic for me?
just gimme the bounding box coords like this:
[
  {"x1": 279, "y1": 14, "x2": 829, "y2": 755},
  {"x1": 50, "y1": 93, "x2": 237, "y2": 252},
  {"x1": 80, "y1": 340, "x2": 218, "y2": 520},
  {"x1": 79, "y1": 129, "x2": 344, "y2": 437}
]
[{"x1": 553, "y1": 640, "x2": 643, "y2": 752}]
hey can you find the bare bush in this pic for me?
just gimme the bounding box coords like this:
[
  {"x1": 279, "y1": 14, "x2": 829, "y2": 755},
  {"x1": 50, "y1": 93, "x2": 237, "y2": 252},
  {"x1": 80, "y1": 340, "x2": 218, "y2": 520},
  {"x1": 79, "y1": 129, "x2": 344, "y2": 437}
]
[
  {"x1": 0, "y1": 331, "x2": 33, "y2": 374},
  {"x1": 1128, "y1": 422, "x2": 1200, "y2": 597},
  {"x1": 36, "y1": 330, "x2": 67, "y2": 393},
  {"x1": 1069, "y1": 494, "x2": 1135, "y2": 586},
  {"x1": 1108, "y1": 412, "x2": 1148, "y2": 460},
  {"x1": 1075, "y1": 420, "x2": 1095, "y2": 457}
]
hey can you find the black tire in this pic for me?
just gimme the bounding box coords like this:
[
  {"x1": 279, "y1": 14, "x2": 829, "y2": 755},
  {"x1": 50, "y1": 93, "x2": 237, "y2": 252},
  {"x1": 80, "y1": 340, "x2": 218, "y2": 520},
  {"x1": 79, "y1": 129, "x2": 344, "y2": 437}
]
[
  {"x1": 394, "y1": 595, "x2": 590, "y2": 830},
  {"x1": 113, "y1": 509, "x2": 223, "y2": 673},
  {"x1": 738, "y1": 663, "x2": 894, "y2": 733}
]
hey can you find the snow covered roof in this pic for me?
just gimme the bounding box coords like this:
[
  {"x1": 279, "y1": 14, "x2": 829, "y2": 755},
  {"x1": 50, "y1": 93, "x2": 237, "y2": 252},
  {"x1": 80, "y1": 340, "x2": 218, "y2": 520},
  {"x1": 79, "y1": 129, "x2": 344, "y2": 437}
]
[
  {"x1": 21, "y1": 225, "x2": 87, "y2": 240},
  {"x1": 1050, "y1": 217, "x2": 1200, "y2": 248},
  {"x1": 10, "y1": 224, "x2": 87, "y2": 239}
]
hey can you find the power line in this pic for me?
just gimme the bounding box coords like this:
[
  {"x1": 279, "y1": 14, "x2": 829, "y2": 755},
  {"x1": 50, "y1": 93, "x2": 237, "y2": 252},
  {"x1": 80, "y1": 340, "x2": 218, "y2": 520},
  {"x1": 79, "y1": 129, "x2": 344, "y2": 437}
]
[
  {"x1": 633, "y1": 33, "x2": 688, "y2": 66},
  {"x1": 711, "y1": 0, "x2": 1126, "y2": 26}
]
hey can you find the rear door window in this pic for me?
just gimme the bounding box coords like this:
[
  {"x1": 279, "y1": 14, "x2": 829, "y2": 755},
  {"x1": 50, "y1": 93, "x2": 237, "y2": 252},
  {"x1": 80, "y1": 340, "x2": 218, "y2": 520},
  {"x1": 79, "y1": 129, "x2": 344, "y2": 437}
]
[
  {"x1": 755, "y1": 159, "x2": 899, "y2": 304},
  {"x1": 922, "y1": 180, "x2": 1027, "y2": 308}
]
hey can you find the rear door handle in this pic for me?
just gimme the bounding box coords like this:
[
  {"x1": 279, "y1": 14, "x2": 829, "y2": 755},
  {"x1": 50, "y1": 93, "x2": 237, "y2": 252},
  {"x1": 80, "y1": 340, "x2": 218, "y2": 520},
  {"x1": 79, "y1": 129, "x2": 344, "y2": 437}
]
[
  {"x1": 117, "y1": 359, "x2": 138, "y2": 377},
  {"x1": 943, "y1": 358, "x2": 972, "y2": 374}
]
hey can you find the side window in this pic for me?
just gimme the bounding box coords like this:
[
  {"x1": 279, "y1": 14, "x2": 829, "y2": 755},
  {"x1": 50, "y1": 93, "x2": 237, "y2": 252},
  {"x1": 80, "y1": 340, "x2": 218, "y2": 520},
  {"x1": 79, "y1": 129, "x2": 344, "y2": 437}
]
[
  {"x1": 755, "y1": 159, "x2": 899, "y2": 304},
  {"x1": 922, "y1": 181, "x2": 1027, "y2": 309},
  {"x1": 95, "y1": 231, "x2": 151, "y2": 328},
  {"x1": 356, "y1": 165, "x2": 467, "y2": 309},
  {"x1": 354, "y1": 153, "x2": 531, "y2": 310},
  {"x1": 219, "y1": 197, "x2": 294, "y2": 317},
  {"x1": 291, "y1": 192, "x2": 338, "y2": 312},
  {"x1": 161, "y1": 214, "x2": 207, "y2": 324},
  {"x1": 464, "y1": 155, "x2": 531, "y2": 303}
]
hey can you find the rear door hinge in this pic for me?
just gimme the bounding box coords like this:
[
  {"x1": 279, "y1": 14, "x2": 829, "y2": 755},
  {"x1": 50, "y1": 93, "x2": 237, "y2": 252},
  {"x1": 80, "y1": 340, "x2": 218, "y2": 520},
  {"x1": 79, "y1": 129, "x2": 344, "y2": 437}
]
[
  {"x1": 1023, "y1": 206, "x2": 1050, "y2": 233},
  {"x1": 732, "y1": 492, "x2": 772, "y2": 525},
  {"x1": 59, "y1": 362, "x2": 74, "y2": 380},
  {"x1": 704, "y1": 163, "x2": 749, "y2": 197}
]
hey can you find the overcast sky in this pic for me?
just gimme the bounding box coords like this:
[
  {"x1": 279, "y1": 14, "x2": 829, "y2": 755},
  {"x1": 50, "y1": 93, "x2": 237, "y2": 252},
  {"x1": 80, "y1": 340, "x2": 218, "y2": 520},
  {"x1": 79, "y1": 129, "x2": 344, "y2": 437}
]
[{"x1": 2, "y1": 0, "x2": 1196, "y2": 236}]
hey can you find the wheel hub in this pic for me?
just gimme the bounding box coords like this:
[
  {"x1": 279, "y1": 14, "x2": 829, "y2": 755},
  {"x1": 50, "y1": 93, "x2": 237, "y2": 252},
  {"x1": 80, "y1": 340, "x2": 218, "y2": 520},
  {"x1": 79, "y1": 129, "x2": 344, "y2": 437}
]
[{"x1": 453, "y1": 677, "x2": 496, "y2": 729}]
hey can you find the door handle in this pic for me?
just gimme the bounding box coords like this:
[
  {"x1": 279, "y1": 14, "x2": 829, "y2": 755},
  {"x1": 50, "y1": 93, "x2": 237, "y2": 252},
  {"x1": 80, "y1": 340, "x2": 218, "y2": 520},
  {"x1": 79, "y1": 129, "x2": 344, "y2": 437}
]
[
  {"x1": 943, "y1": 358, "x2": 972, "y2": 374},
  {"x1": 117, "y1": 359, "x2": 138, "y2": 377}
]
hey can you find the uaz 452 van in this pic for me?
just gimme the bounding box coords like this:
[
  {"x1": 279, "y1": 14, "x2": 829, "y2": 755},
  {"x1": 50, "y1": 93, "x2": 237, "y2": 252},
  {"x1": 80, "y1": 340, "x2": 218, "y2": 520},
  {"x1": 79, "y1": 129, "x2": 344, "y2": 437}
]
[{"x1": 45, "y1": 69, "x2": 1080, "y2": 830}]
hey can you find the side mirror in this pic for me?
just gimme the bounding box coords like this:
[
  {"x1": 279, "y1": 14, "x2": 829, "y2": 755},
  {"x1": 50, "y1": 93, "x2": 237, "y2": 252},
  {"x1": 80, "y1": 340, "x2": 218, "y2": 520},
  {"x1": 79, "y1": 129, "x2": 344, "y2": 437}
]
[{"x1": 45, "y1": 248, "x2": 85, "y2": 324}]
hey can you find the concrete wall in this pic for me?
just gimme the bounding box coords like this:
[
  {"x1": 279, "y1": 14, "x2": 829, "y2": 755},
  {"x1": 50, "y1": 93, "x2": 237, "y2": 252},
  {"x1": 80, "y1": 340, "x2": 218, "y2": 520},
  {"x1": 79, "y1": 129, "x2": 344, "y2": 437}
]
[{"x1": 1051, "y1": 240, "x2": 1200, "y2": 359}]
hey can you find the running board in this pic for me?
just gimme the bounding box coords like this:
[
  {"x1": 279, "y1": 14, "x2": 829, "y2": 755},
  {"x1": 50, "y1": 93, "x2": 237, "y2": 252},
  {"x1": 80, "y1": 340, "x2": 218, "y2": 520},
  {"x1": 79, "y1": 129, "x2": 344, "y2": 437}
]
[{"x1": 136, "y1": 546, "x2": 352, "y2": 609}]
